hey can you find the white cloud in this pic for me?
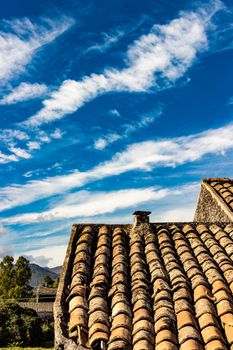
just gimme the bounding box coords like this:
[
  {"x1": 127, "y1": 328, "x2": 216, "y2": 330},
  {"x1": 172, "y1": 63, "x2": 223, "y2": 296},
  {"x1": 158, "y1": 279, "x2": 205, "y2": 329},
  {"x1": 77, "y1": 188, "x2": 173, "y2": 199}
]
[
  {"x1": 35, "y1": 128, "x2": 64, "y2": 144},
  {"x1": 154, "y1": 207, "x2": 194, "y2": 222},
  {"x1": 0, "y1": 182, "x2": 199, "y2": 227},
  {"x1": 0, "y1": 121, "x2": 233, "y2": 212},
  {"x1": 0, "y1": 127, "x2": 65, "y2": 165},
  {"x1": 27, "y1": 141, "x2": 41, "y2": 151},
  {"x1": 0, "y1": 247, "x2": 13, "y2": 259},
  {"x1": 23, "y1": 254, "x2": 52, "y2": 267},
  {"x1": 85, "y1": 29, "x2": 125, "y2": 54},
  {"x1": 94, "y1": 138, "x2": 107, "y2": 150},
  {"x1": 0, "y1": 187, "x2": 168, "y2": 224},
  {"x1": 94, "y1": 107, "x2": 162, "y2": 150},
  {"x1": 9, "y1": 182, "x2": 200, "y2": 267},
  {"x1": 0, "y1": 82, "x2": 48, "y2": 104},
  {"x1": 50, "y1": 128, "x2": 64, "y2": 139},
  {"x1": 95, "y1": 123, "x2": 233, "y2": 174},
  {"x1": 0, "y1": 129, "x2": 29, "y2": 145},
  {"x1": 23, "y1": 2, "x2": 221, "y2": 127},
  {"x1": 23, "y1": 223, "x2": 70, "y2": 239},
  {"x1": 109, "y1": 109, "x2": 121, "y2": 117},
  {"x1": 37, "y1": 131, "x2": 50, "y2": 143},
  {"x1": 0, "y1": 225, "x2": 9, "y2": 236},
  {"x1": 8, "y1": 146, "x2": 31, "y2": 159},
  {"x1": 0, "y1": 150, "x2": 18, "y2": 164},
  {"x1": 21, "y1": 245, "x2": 67, "y2": 267},
  {"x1": 94, "y1": 133, "x2": 121, "y2": 150},
  {"x1": 23, "y1": 162, "x2": 63, "y2": 179},
  {"x1": 0, "y1": 16, "x2": 74, "y2": 82},
  {"x1": 0, "y1": 129, "x2": 31, "y2": 162},
  {"x1": 23, "y1": 171, "x2": 34, "y2": 178}
]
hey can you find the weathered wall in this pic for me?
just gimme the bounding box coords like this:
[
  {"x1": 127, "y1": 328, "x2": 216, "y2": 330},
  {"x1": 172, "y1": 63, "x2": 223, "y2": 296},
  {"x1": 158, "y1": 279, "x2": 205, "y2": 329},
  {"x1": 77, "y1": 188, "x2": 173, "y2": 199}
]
[
  {"x1": 54, "y1": 224, "x2": 78, "y2": 350},
  {"x1": 18, "y1": 301, "x2": 54, "y2": 320},
  {"x1": 194, "y1": 183, "x2": 233, "y2": 222}
]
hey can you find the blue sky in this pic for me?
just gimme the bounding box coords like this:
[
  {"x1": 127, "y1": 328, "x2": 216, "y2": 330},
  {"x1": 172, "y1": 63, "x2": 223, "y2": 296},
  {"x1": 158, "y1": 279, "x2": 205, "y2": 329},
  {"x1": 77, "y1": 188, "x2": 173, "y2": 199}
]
[{"x1": 0, "y1": 0, "x2": 233, "y2": 266}]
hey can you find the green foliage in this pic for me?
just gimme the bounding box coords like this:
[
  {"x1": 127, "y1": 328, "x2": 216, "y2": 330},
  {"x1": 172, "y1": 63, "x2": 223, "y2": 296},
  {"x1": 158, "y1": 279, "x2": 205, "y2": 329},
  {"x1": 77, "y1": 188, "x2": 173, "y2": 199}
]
[
  {"x1": 0, "y1": 301, "x2": 54, "y2": 347},
  {"x1": 53, "y1": 277, "x2": 59, "y2": 288},
  {"x1": 0, "y1": 257, "x2": 54, "y2": 347},
  {"x1": 42, "y1": 275, "x2": 54, "y2": 288},
  {"x1": 0, "y1": 301, "x2": 43, "y2": 347},
  {"x1": 0, "y1": 256, "x2": 33, "y2": 299},
  {"x1": 43, "y1": 274, "x2": 59, "y2": 288},
  {"x1": 41, "y1": 321, "x2": 54, "y2": 342}
]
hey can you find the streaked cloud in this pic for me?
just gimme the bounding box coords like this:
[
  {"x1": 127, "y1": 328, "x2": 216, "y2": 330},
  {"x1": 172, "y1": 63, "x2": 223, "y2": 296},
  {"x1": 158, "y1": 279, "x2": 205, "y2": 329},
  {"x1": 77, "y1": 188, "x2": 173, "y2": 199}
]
[
  {"x1": 0, "y1": 182, "x2": 198, "y2": 227},
  {"x1": 0, "y1": 129, "x2": 29, "y2": 145},
  {"x1": 8, "y1": 146, "x2": 31, "y2": 159},
  {"x1": 94, "y1": 107, "x2": 162, "y2": 150},
  {"x1": 0, "y1": 127, "x2": 64, "y2": 165},
  {"x1": 0, "y1": 121, "x2": 232, "y2": 212},
  {"x1": 0, "y1": 82, "x2": 48, "y2": 104},
  {"x1": 2, "y1": 183, "x2": 199, "y2": 266},
  {"x1": 96, "y1": 122, "x2": 233, "y2": 174},
  {"x1": 23, "y1": 162, "x2": 63, "y2": 179},
  {"x1": 0, "y1": 187, "x2": 168, "y2": 224},
  {"x1": 24, "y1": 2, "x2": 219, "y2": 127},
  {"x1": 0, "y1": 16, "x2": 74, "y2": 83},
  {"x1": 0, "y1": 151, "x2": 18, "y2": 164},
  {"x1": 85, "y1": 29, "x2": 125, "y2": 54}
]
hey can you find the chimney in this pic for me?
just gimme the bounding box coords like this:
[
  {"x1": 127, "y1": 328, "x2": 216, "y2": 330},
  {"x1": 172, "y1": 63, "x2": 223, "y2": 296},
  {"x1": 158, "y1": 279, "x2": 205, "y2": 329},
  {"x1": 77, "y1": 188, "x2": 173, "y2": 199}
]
[{"x1": 133, "y1": 211, "x2": 151, "y2": 225}]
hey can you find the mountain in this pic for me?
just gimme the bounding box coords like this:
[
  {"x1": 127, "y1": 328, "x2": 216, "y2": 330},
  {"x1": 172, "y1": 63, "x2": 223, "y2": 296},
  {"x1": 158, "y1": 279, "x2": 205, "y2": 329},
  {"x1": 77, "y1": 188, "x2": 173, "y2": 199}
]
[
  {"x1": 30, "y1": 263, "x2": 60, "y2": 288},
  {"x1": 46, "y1": 265, "x2": 62, "y2": 275}
]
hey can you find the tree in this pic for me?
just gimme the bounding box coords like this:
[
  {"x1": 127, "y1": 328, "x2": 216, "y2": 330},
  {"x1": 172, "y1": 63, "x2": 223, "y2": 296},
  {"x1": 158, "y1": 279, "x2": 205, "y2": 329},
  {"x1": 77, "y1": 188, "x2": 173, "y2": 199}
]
[
  {"x1": 0, "y1": 256, "x2": 15, "y2": 298},
  {"x1": 0, "y1": 256, "x2": 33, "y2": 300},
  {"x1": 43, "y1": 274, "x2": 59, "y2": 288},
  {"x1": 43, "y1": 275, "x2": 55, "y2": 288},
  {"x1": 14, "y1": 256, "x2": 33, "y2": 298}
]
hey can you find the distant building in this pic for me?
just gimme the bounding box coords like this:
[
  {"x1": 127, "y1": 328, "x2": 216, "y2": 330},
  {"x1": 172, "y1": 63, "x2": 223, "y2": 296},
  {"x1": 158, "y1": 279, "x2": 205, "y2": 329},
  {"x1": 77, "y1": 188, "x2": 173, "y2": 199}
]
[
  {"x1": 54, "y1": 178, "x2": 233, "y2": 350},
  {"x1": 36, "y1": 286, "x2": 57, "y2": 302},
  {"x1": 18, "y1": 287, "x2": 57, "y2": 321}
]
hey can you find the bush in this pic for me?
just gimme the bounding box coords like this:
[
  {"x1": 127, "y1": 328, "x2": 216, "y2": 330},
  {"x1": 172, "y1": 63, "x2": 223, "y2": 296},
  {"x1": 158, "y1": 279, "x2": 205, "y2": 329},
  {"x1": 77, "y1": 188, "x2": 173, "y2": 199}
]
[
  {"x1": 41, "y1": 321, "x2": 54, "y2": 343},
  {"x1": 0, "y1": 301, "x2": 43, "y2": 347}
]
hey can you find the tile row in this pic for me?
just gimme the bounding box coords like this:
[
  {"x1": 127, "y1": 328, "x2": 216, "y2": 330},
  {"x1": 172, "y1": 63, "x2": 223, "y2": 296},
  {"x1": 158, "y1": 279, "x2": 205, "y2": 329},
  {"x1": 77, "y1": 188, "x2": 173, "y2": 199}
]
[{"x1": 209, "y1": 180, "x2": 233, "y2": 210}]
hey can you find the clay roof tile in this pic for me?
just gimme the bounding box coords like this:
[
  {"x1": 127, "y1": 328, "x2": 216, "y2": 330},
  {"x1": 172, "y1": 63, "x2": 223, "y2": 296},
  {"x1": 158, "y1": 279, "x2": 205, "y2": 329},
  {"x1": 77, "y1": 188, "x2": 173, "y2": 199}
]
[{"x1": 56, "y1": 203, "x2": 233, "y2": 349}]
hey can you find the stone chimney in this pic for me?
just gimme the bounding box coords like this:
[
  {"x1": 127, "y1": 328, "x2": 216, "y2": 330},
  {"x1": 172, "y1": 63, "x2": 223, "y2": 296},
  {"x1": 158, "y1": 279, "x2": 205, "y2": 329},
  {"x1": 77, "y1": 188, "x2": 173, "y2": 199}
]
[{"x1": 133, "y1": 211, "x2": 151, "y2": 225}]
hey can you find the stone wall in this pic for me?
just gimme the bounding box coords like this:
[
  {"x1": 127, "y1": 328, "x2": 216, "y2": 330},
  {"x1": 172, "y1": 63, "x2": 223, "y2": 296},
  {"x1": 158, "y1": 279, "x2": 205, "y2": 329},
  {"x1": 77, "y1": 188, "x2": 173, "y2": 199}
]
[
  {"x1": 54, "y1": 224, "x2": 78, "y2": 350},
  {"x1": 18, "y1": 301, "x2": 54, "y2": 320},
  {"x1": 194, "y1": 183, "x2": 233, "y2": 222}
]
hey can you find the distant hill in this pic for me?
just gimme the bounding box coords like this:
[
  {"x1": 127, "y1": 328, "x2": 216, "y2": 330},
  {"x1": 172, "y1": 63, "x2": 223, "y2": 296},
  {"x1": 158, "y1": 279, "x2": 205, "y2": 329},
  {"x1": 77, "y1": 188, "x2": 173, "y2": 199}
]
[
  {"x1": 47, "y1": 265, "x2": 62, "y2": 275},
  {"x1": 30, "y1": 263, "x2": 61, "y2": 288}
]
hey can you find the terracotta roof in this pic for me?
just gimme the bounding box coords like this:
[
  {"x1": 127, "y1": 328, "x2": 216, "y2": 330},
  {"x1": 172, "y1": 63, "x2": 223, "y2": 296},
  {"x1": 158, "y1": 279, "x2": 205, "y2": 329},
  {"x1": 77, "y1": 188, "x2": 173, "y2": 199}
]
[
  {"x1": 37, "y1": 286, "x2": 57, "y2": 295},
  {"x1": 55, "y1": 218, "x2": 233, "y2": 350},
  {"x1": 205, "y1": 178, "x2": 233, "y2": 211}
]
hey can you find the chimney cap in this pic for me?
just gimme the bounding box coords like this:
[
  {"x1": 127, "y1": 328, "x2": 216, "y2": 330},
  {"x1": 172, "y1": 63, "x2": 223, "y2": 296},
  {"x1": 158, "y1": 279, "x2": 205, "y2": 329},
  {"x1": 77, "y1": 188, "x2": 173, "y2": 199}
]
[{"x1": 133, "y1": 211, "x2": 151, "y2": 216}]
